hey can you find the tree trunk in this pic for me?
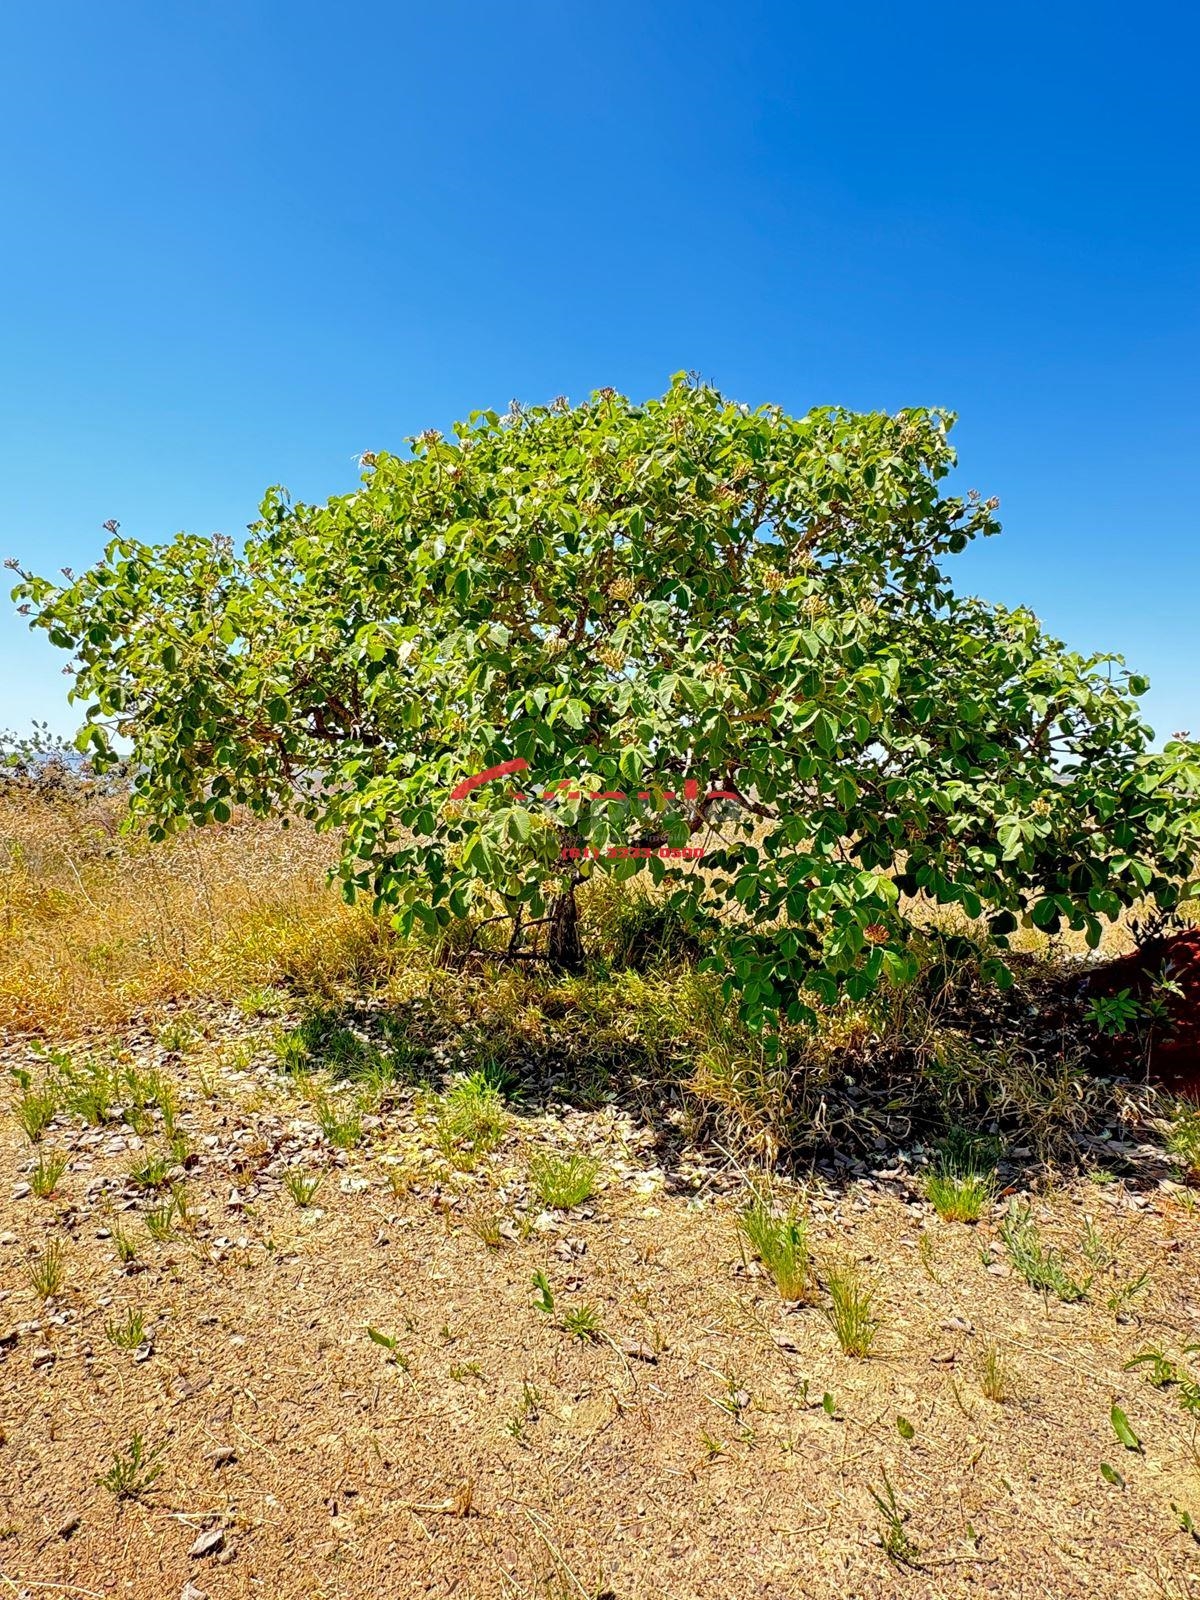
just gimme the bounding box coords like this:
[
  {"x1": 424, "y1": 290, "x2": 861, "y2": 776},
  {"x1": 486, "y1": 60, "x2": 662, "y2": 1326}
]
[{"x1": 546, "y1": 883, "x2": 585, "y2": 970}]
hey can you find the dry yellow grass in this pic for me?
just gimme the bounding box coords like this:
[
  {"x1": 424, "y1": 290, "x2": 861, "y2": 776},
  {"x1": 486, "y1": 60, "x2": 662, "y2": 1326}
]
[
  {"x1": 0, "y1": 790, "x2": 399, "y2": 1035},
  {"x1": 3, "y1": 783, "x2": 1155, "y2": 1044}
]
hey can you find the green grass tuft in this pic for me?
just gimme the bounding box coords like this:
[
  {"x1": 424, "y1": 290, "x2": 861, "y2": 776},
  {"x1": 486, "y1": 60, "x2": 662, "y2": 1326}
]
[
  {"x1": 824, "y1": 1262, "x2": 878, "y2": 1357},
  {"x1": 528, "y1": 1150, "x2": 599, "y2": 1209},
  {"x1": 1000, "y1": 1205, "x2": 1090, "y2": 1302},
  {"x1": 738, "y1": 1194, "x2": 811, "y2": 1301}
]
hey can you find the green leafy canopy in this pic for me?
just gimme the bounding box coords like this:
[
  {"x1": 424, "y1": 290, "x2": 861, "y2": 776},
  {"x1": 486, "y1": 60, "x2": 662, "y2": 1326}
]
[{"x1": 12, "y1": 375, "x2": 1200, "y2": 1027}]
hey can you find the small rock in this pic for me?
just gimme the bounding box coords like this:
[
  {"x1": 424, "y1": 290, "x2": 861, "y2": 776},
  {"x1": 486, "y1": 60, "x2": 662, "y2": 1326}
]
[
  {"x1": 180, "y1": 1583, "x2": 209, "y2": 1600},
  {"x1": 31, "y1": 1348, "x2": 56, "y2": 1368},
  {"x1": 940, "y1": 1316, "x2": 974, "y2": 1334},
  {"x1": 57, "y1": 1513, "x2": 81, "y2": 1540},
  {"x1": 11, "y1": 1183, "x2": 31, "y2": 1200},
  {"x1": 210, "y1": 1446, "x2": 237, "y2": 1468},
  {"x1": 188, "y1": 1527, "x2": 225, "y2": 1559},
  {"x1": 620, "y1": 1339, "x2": 659, "y2": 1363}
]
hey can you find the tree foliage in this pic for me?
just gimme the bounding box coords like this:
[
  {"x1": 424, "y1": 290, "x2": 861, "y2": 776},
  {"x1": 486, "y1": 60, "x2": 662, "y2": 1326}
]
[{"x1": 12, "y1": 376, "x2": 1200, "y2": 1025}]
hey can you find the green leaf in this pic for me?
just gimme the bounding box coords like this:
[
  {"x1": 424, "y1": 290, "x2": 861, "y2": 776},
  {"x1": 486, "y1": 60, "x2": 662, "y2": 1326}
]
[
  {"x1": 1110, "y1": 1405, "x2": 1142, "y2": 1452},
  {"x1": 1172, "y1": 1503, "x2": 1199, "y2": 1539}
]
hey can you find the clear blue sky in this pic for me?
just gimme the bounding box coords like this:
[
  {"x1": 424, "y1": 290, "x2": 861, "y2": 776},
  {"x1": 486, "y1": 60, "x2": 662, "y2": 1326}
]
[{"x1": 2, "y1": 2, "x2": 1196, "y2": 741}]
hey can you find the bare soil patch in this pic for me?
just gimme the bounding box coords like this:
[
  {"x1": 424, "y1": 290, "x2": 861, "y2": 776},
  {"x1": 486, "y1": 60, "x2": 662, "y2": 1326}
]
[{"x1": 3, "y1": 1003, "x2": 1200, "y2": 1599}]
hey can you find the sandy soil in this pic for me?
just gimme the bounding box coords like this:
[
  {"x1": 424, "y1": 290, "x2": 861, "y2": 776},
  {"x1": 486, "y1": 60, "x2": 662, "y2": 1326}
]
[{"x1": 3, "y1": 1003, "x2": 1200, "y2": 1600}]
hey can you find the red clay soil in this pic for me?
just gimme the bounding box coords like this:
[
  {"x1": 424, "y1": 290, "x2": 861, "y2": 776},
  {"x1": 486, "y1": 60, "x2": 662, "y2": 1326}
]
[{"x1": 1082, "y1": 929, "x2": 1200, "y2": 1097}]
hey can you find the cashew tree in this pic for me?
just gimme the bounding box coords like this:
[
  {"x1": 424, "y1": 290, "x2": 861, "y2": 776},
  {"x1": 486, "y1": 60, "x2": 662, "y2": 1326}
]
[{"x1": 13, "y1": 375, "x2": 1200, "y2": 1025}]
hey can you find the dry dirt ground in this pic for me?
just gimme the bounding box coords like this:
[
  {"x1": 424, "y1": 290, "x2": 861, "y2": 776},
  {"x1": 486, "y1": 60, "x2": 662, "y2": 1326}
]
[{"x1": 3, "y1": 1002, "x2": 1200, "y2": 1600}]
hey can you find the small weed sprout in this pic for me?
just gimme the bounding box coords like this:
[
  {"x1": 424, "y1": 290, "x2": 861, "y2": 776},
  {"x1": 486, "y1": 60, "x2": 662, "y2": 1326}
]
[
  {"x1": 272, "y1": 1026, "x2": 309, "y2": 1076},
  {"x1": 143, "y1": 1195, "x2": 177, "y2": 1241},
  {"x1": 917, "y1": 1231, "x2": 941, "y2": 1282},
  {"x1": 528, "y1": 1150, "x2": 599, "y2": 1210},
  {"x1": 738, "y1": 1193, "x2": 811, "y2": 1301},
  {"x1": 1125, "y1": 1346, "x2": 1178, "y2": 1387},
  {"x1": 31, "y1": 1149, "x2": 69, "y2": 1198},
  {"x1": 1085, "y1": 989, "x2": 1143, "y2": 1036},
  {"x1": 155, "y1": 1081, "x2": 180, "y2": 1140},
  {"x1": 979, "y1": 1341, "x2": 1008, "y2": 1402},
  {"x1": 1165, "y1": 1107, "x2": 1200, "y2": 1177},
  {"x1": 97, "y1": 1433, "x2": 163, "y2": 1500},
  {"x1": 61, "y1": 1058, "x2": 116, "y2": 1126},
  {"x1": 283, "y1": 1170, "x2": 323, "y2": 1208},
  {"x1": 531, "y1": 1269, "x2": 556, "y2": 1316},
  {"x1": 128, "y1": 1150, "x2": 172, "y2": 1190},
  {"x1": 237, "y1": 984, "x2": 283, "y2": 1018},
  {"x1": 384, "y1": 1162, "x2": 416, "y2": 1199},
  {"x1": 713, "y1": 1373, "x2": 751, "y2": 1417},
  {"x1": 924, "y1": 1169, "x2": 992, "y2": 1224},
  {"x1": 15, "y1": 1084, "x2": 57, "y2": 1142},
  {"x1": 26, "y1": 1238, "x2": 66, "y2": 1299},
  {"x1": 316, "y1": 1096, "x2": 364, "y2": 1150},
  {"x1": 105, "y1": 1308, "x2": 147, "y2": 1350},
  {"x1": 1124, "y1": 1346, "x2": 1200, "y2": 1419},
  {"x1": 870, "y1": 1469, "x2": 920, "y2": 1566},
  {"x1": 1000, "y1": 1205, "x2": 1090, "y2": 1302},
  {"x1": 435, "y1": 1073, "x2": 507, "y2": 1168},
  {"x1": 112, "y1": 1226, "x2": 139, "y2": 1264},
  {"x1": 1107, "y1": 1267, "x2": 1151, "y2": 1316},
  {"x1": 1081, "y1": 1217, "x2": 1114, "y2": 1270},
  {"x1": 505, "y1": 1380, "x2": 541, "y2": 1441},
  {"x1": 366, "y1": 1326, "x2": 411, "y2": 1369},
  {"x1": 562, "y1": 1302, "x2": 604, "y2": 1342},
  {"x1": 824, "y1": 1263, "x2": 878, "y2": 1358},
  {"x1": 466, "y1": 1208, "x2": 505, "y2": 1249},
  {"x1": 156, "y1": 1014, "x2": 201, "y2": 1054},
  {"x1": 923, "y1": 1130, "x2": 997, "y2": 1223}
]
